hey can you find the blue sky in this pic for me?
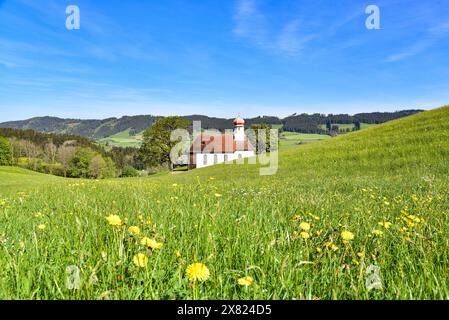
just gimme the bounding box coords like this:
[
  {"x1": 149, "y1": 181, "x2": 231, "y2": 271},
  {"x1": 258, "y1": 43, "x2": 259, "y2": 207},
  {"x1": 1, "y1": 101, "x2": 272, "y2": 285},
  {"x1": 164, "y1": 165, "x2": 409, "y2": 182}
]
[{"x1": 1, "y1": 0, "x2": 449, "y2": 121}]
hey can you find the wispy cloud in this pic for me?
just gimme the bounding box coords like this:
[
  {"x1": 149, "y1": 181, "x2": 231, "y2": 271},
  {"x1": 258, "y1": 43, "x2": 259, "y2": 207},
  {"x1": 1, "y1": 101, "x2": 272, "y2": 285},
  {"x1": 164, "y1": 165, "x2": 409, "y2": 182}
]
[
  {"x1": 386, "y1": 20, "x2": 449, "y2": 62},
  {"x1": 232, "y1": 0, "x2": 312, "y2": 56},
  {"x1": 386, "y1": 40, "x2": 432, "y2": 62},
  {"x1": 277, "y1": 19, "x2": 315, "y2": 56}
]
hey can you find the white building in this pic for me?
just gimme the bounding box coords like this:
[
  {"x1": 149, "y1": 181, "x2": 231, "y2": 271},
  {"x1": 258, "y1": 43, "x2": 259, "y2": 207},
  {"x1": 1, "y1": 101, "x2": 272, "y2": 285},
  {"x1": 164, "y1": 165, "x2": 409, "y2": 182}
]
[{"x1": 189, "y1": 116, "x2": 255, "y2": 169}]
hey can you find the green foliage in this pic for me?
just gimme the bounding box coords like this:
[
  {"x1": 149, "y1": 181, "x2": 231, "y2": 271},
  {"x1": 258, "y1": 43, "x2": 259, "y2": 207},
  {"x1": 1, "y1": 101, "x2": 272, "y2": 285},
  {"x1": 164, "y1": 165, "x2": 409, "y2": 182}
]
[
  {"x1": 139, "y1": 116, "x2": 189, "y2": 169},
  {"x1": 121, "y1": 165, "x2": 140, "y2": 177},
  {"x1": 67, "y1": 148, "x2": 96, "y2": 178},
  {"x1": 0, "y1": 136, "x2": 12, "y2": 166},
  {"x1": 101, "y1": 157, "x2": 117, "y2": 179}
]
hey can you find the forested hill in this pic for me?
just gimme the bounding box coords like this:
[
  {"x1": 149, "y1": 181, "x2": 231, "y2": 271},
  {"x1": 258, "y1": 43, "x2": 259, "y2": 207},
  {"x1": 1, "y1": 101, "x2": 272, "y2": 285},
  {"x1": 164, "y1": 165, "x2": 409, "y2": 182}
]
[{"x1": 0, "y1": 110, "x2": 423, "y2": 138}]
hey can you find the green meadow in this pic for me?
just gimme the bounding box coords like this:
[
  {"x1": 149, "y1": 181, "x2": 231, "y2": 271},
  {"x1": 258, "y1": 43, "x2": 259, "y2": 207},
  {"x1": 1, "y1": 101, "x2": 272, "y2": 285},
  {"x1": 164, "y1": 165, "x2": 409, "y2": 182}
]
[
  {"x1": 98, "y1": 129, "x2": 144, "y2": 148},
  {"x1": 1, "y1": 106, "x2": 449, "y2": 299},
  {"x1": 280, "y1": 131, "x2": 330, "y2": 148}
]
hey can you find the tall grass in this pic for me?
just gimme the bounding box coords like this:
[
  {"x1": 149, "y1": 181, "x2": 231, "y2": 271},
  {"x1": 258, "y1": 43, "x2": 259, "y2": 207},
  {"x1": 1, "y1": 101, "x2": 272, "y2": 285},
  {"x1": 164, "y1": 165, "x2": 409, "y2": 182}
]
[{"x1": 0, "y1": 106, "x2": 449, "y2": 299}]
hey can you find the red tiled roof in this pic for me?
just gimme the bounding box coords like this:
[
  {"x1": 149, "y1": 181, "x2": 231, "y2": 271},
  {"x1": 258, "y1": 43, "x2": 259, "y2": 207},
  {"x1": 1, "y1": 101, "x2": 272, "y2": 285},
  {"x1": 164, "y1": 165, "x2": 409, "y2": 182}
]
[{"x1": 190, "y1": 134, "x2": 254, "y2": 154}]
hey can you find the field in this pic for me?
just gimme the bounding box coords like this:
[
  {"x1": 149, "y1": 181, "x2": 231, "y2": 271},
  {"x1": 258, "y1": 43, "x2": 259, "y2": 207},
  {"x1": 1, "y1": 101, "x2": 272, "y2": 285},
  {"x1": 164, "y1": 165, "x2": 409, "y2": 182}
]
[
  {"x1": 98, "y1": 129, "x2": 144, "y2": 148},
  {"x1": 279, "y1": 131, "x2": 330, "y2": 148},
  {"x1": 1, "y1": 106, "x2": 449, "y2": 299}
]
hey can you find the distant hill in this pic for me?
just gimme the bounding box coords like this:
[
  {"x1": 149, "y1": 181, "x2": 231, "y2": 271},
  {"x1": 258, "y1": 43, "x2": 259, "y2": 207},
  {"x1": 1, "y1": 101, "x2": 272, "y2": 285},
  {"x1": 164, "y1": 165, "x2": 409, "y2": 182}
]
[
  {"x1": 0, "y1": 110, "x2": 423, "y2": 140},
  {"x1": 0, "y1": 115, "x2": 159, "y2": 140}
]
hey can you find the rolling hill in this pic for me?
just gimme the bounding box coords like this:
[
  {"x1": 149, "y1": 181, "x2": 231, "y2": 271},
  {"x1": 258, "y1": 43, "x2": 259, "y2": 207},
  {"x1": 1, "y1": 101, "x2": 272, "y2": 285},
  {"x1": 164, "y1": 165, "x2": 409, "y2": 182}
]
[
  {"x1": 0, "y1": 110, "x2": 423, "y2": 141},
  {"x1": 0, "y1": 106, "x2": 447, "y2": 299}
]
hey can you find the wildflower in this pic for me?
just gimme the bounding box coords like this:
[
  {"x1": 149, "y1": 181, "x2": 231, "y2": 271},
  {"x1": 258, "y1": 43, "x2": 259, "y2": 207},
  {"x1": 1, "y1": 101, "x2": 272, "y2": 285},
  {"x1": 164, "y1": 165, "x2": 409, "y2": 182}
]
[
  {"x1": 34, "y1": 212, "x2": 43, "y2": 218},
  {"x1": 37, "y1": 224, "x2": 46, "y2": 230},
  {"x1": 372, "y1": 229, "x2": 384, "y2": 236},
  {"x1": 172, "y1": 183, "x2": 178, "y2": 187},
  {"x1": 300, "y1": 231, "x2": 310, "y2": 239},
  {"x1": 214, "y1": 193, "x2": 222, "y2": 197},
  {"x1": 186, "y1": 263, "x2": 210, "y2": 282},
  {"x1": 299, "y1": 222, "x2": 311, "y2": 231},
  {"x1": 316, "y1": 247, "x2": 322, "y2": 253},
  {"x1": 128, "y1": 226, "x2": 140, "y2": 236},
  {"x1": 133, "y1": 253, "x2": 148, "y2": 268},
  {"x1": 140, "y1": 237, "x2": 163, "y2": 250},
  {"x1": 106, "y1": 214, "x2": 123, "y2": 226},
  {"x1": 237, "y1": 276, "x2": 254, "y2": 287},
  {"x1": 291, "y1": 214, "x2": 301, "y2": 222},
  {"x1": 341, "y1": 231, "x2": 354, "y2": 241},
  {"x1": 357, "y1": 251, "x2": 365, "y2": 258},
  {"x1": 325, "y1": 242, "x2": 338, "y2": 251},
  {"x1": 378, "y1": 221, "x2": 392, "y2": 229},
  {"x1": 176, "y1": 250, "x2": 182, "y2": 259}
]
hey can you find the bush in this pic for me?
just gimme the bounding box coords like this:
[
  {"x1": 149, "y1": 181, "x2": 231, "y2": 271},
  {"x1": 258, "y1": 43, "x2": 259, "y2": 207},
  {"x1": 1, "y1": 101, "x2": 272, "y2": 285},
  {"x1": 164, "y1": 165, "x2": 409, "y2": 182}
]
[
  {"x1": 67, "y1": 148, "x2": 96, "y2": 178},
  {"x1": 121, "y1": 165, "x2": 140, "y2": 177},
  {"x1": 0, "y1": 136, "x2": 13, "y2": 166}
]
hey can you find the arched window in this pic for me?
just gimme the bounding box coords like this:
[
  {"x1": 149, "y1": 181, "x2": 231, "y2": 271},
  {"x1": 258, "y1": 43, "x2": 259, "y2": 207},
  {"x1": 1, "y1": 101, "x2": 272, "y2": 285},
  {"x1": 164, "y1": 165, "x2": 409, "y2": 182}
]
[
  {"x1": 203, "y1": 154, "x2": 208, "y2": 165},
  {"x1": 214, "y1": 154, "x2": 218, "y2": 164}
]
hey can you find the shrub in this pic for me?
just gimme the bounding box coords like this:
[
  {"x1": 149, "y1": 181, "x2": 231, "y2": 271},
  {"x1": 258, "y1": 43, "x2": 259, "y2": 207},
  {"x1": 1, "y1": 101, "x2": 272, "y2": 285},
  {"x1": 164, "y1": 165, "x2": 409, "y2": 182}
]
[{"x1": 121, "y1": 165, "x2": 140, "y2": 177}]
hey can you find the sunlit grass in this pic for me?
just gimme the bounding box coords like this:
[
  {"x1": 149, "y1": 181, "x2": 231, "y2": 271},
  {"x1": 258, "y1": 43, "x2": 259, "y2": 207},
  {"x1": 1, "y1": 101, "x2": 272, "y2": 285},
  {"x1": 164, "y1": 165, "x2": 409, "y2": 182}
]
[{"x1": 0, "y1": 106, "x2": 449, "y2": 300}]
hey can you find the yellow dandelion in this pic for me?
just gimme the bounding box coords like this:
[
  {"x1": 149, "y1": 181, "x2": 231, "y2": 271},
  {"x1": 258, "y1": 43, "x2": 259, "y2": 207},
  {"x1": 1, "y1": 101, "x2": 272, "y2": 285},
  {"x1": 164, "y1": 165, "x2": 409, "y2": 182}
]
[
  {"x1": 316, "y1": 247, "x2": 322, "y2": 253},
  {"x1": 140, "y1": 237, "x2": 163, "y2": 250},
  {"x1": 300, "y1": 231, "x2": 310, "y2": 239},
  {"x1": 325, "y1": 242, "x2": 338, "y2": 251},
  {"x1": 37, "y1": 223, "x2": 46, "y2": 230},
  {"x1": 214, "y1": 193, "x2": 222, "y2": 197},
  {"x1": 357, "y1": 251, "x2": 365, "y2": 258},
  {"x1": 378, "y1": 221, "x2": 392, "y2": 229},
  {"x1": 237, "y1": 276, "x2": 254, "y2": 287},
  {"x1": 186, "y1": 263, "x2": 210, "y2": 282},
  {"x1": 299, "y1": 222, "x2": 311, "y2": 231},
  {"x1": 372, "y1": 229, "x2": 384, "y2": 236},
  {"x1": 176, "y1": 250, "x2": 182, "y2": 259},
  {"x1": 172, "y1": 183, "x2": 178, "y2": 187},
  {"x1": 106, "y1": 214, "x2": 123, "y2": 226},
  {"x1": 133, "y1": 253, "x2": 148, "y2": 268},
  {"x1": 128, "y1": 226, "x2": 140, "y2": 236},
  {"x1": 34, "y1": 212, "x2": 43, "y2": 218},
  {"x1": 341, "y1": 231, "x2": 354, "y2": 241}
]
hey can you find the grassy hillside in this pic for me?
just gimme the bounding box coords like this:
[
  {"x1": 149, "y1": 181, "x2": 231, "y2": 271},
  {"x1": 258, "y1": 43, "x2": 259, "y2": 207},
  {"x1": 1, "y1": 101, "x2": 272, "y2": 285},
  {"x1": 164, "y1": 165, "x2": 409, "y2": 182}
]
[
  {"x1": 0, "y1": 106, "x2": 448, "y2": 300},
  {"x1": 98, "y1": 129, "x2": 144, "y2": 148}
]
